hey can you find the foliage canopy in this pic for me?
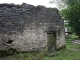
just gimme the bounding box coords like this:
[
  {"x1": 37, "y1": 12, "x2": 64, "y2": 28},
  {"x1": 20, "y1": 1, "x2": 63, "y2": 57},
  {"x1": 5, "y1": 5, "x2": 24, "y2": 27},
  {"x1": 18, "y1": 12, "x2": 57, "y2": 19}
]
[{"x1": 54, "y1": 0, "x2": 80, "y2": 36}]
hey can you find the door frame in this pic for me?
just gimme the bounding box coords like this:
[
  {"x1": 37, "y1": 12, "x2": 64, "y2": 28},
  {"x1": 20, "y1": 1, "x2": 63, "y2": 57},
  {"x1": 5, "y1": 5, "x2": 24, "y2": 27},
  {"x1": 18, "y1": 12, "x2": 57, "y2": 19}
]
[{"x1": 47, "y1": 31, "x2": 56, "y2": 52}]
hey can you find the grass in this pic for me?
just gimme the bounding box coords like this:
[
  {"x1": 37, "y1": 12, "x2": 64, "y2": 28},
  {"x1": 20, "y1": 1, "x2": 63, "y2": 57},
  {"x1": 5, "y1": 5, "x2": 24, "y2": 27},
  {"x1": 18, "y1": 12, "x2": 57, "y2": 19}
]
[
  {"x1": 0, "y1": 34, "x2": 80, "y2": 60},
  {"x1": 1, "y1": 49, "x2": 80, "y2": 60},
  {"x1": 66, "y1": 34, "x2": 79, "y2": 49}
]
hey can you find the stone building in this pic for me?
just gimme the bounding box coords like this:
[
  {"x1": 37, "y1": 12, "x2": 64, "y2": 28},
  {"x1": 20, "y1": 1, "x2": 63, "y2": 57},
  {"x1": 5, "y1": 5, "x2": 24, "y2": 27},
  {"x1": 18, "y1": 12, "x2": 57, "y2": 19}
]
[{"x1": 0, "y1": 3, "x2": 65, "y2": 52}]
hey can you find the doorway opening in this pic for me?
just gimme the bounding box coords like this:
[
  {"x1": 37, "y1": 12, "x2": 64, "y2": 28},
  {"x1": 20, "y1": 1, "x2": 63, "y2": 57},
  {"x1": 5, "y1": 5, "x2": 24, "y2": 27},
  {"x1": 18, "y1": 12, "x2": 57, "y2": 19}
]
[{"x1": 47, "y1": 32, "x2": 56, "y2": 52}]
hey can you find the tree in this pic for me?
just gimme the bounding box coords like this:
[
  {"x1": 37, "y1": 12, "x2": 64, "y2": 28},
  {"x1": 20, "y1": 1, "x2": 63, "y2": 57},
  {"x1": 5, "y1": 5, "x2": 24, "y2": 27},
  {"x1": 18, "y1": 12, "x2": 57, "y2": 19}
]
[
  {"x1": 49, "y1": 0, "x2": 80, "y2": 9},
  {"x1": 62, "y1": 1, "x2": 80, "y2": 37},
  {"x1": 49, "y1": 0, "x2": 80, "y2": 37},
  {"x1": 61, "y1": 2, "x2": 80, "y2": 36}
]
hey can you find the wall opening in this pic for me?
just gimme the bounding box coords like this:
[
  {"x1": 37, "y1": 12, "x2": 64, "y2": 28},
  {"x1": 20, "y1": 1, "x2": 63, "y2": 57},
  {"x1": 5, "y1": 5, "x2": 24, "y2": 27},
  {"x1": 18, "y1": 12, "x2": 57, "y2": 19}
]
[
  {"x1": 7, "y1": 40, "x2": 13, "y2": 44},
  {"x1": 47, "y1": 32, "x2": 56, "y2": 52}
]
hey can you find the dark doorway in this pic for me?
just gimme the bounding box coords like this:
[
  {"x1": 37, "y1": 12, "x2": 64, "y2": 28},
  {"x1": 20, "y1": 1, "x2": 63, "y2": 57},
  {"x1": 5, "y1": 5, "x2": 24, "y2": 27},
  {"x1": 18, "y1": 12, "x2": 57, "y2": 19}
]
[{"x1": 47, "y1": 32, "x2": 56, "y2": 52}]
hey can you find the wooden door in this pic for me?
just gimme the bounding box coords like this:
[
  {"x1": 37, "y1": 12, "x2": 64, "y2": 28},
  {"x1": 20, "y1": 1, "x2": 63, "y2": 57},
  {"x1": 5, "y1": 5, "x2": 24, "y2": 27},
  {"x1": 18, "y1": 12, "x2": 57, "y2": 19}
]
[{"x1": 47, "y1": 33, "x2": 56, "y2": 52}]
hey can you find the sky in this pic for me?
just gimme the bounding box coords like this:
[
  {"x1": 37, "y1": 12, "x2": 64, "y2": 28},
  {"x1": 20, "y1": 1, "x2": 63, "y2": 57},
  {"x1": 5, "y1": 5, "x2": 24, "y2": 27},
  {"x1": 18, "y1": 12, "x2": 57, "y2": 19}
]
[{"x1": 0, "y1": 0, "x2": 57, "y2": 8}]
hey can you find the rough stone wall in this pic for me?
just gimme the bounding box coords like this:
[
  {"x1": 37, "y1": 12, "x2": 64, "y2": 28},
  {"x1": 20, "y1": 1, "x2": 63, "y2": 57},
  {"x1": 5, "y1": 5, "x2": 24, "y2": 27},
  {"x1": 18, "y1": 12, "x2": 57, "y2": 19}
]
[{"x1": 0, "y1": 3, "x2": 65, "y2": 51}]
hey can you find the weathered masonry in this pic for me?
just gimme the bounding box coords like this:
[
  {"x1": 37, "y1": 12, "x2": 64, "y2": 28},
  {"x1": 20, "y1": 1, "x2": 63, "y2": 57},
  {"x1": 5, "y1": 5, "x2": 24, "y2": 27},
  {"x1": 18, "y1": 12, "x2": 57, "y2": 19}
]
[{"x1": 0, "y1": 3, "x2": 65, "y2": 52}]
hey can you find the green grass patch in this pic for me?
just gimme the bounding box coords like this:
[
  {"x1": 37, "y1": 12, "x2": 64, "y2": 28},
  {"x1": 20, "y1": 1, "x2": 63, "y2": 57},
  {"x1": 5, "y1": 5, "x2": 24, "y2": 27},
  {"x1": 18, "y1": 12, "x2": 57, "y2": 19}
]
[
  {"x1": 66, "y1": 34, "x2": 79, "y2": 49},
  {"x1": 0, "y1": 49, "x2": 80, "y2": 60}
]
